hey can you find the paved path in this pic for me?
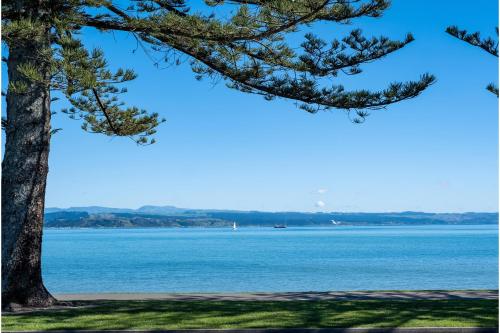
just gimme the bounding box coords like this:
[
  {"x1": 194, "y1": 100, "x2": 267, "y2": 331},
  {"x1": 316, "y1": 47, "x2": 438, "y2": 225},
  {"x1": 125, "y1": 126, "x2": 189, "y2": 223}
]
[{"x1": 56, "y1": 290, "x2": 498, "y2": 301}]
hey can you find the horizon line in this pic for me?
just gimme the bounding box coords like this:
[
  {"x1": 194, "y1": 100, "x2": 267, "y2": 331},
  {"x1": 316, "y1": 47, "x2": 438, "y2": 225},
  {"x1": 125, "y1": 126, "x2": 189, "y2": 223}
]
[{"x1": 45, "y1": 205, "x2": 500, "y2": 215}]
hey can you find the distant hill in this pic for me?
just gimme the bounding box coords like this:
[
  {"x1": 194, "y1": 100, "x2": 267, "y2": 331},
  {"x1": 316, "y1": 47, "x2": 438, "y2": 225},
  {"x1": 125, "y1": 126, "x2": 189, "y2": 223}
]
[
  {"x1": 44, "y1": 205, "x2": 499, "y2": 228},
  {"x1": 45, "y1": 206, "x2": 136, "y2": 214}
]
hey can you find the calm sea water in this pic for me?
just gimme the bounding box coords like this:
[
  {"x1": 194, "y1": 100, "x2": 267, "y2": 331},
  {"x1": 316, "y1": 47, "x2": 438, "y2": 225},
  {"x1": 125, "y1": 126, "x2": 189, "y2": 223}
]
[{"x1": 42, "y1": 225, "x2": 498, "y2": 293}]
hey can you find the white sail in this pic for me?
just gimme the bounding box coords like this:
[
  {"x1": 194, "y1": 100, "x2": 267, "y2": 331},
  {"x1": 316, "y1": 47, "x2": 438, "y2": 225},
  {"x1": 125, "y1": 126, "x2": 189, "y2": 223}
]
[{"x1": 232, "y1": 222, "x2": 237, "y2": 230}]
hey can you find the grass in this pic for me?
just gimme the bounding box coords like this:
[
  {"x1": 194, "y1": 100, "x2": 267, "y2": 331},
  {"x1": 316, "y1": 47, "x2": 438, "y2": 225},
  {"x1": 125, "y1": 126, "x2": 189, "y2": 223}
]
[{"x1": 2, "y1": 299, "x2": 498, "y2": 331}]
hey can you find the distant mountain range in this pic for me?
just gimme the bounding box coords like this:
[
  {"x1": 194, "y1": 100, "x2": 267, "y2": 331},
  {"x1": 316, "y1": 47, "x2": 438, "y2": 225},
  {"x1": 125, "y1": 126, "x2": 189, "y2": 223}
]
[{"x1": 43, "y1": 205, "x2": 499, "y2": 228}]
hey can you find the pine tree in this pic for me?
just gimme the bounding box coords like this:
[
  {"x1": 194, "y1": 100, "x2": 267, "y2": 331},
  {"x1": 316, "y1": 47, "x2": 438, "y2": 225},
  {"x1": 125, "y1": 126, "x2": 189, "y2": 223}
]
[
  {"x1": 446, "y1": 25, "x2": 499, "y2": 97},
  {"x1": 1, "y1": 0, "x2": 434, "y2": 308}
]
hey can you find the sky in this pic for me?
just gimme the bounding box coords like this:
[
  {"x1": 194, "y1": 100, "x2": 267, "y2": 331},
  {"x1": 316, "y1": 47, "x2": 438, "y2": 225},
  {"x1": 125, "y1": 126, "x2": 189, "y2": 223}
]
[{"x1": 2, "y1": 0, "x2": 499, "y2": 212}]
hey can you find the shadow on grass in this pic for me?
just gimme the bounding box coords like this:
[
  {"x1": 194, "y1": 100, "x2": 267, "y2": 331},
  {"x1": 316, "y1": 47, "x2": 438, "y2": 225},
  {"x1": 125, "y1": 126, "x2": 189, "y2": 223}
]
[{"x1": 2, "y1": 300, "x2": 498, "y2": 330}]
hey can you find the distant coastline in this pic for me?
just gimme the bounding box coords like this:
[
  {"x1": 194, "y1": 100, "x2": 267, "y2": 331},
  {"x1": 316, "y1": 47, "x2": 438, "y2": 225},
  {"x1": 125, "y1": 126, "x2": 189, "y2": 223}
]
[{"x1": 43, "y1": 205, "x2": 499, "y2": 228}]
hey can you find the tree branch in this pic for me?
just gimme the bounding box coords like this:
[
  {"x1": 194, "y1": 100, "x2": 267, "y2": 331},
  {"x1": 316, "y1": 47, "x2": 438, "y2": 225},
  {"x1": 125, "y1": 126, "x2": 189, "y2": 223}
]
[
  {"x1": 91, "y1": 88, "x2": 120, "y2": 135},
  {"x1": 83, "y1": 0, "x2": 379, "y2": 44}
]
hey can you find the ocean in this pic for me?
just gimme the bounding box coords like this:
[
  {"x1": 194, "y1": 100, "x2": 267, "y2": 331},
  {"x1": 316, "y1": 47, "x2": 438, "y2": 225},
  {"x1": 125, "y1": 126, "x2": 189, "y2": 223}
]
[{"x1": 42, "y1": 225, "x2": 498, "y2": 293}]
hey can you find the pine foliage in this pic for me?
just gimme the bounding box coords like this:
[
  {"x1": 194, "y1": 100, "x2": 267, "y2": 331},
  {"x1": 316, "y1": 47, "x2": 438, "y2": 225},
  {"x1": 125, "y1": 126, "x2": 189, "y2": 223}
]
[
  {"x1": 2, "y1": 0, "x2": 435, "y2": 138},
  {"x1": 446, "y1": 25, "x2": 499, "y2": 97}
]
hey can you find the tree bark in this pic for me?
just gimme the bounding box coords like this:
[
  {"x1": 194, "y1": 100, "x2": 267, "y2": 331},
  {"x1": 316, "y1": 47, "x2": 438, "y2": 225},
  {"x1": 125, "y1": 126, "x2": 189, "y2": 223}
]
[{"x1": 1, "y1": 29, "x2": 56, "y2": 308}]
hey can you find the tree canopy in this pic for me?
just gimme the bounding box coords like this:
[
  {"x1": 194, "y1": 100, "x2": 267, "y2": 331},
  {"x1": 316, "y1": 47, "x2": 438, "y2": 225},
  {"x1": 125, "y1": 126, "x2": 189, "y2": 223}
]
[
  {"x1": 3, "y1": 0, "x2": 435, "y2": 144},
  {"x1": 446, "y1": 25, "x2": 499, "y2": 97}
]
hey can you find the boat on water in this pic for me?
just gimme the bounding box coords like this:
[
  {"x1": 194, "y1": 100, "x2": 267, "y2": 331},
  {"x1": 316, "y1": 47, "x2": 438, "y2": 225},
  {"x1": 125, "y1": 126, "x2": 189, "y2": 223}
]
[
  {"x1": 232, "y1": 222, "x2": 237, "y2": 230},
  {"x1": 273, "y1": 224, "x2": 287, "y2": 229},
  {"x1": 331, "y1": 219, "x2": 340, "y2": 225}
]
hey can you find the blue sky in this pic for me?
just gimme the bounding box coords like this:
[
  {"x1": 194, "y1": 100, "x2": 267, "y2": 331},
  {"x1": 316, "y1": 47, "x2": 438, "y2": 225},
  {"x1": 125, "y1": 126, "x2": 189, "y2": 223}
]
[{"x1": 3, "y1": 0, "x2": 499, "y2": 212}]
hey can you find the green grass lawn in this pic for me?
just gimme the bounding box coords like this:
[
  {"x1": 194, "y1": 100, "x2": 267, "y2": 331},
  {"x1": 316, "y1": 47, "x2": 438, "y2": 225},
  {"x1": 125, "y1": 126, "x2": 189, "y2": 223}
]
[{"x1": 2, "y1": 299, "x2": 498, "y2": 331}]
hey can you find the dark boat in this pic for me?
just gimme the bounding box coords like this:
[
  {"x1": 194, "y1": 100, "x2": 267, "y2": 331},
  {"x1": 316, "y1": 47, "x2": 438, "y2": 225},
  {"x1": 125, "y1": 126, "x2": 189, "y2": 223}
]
[{"x1": 274, "y1": 224, "x2": 287, "y2": 228}]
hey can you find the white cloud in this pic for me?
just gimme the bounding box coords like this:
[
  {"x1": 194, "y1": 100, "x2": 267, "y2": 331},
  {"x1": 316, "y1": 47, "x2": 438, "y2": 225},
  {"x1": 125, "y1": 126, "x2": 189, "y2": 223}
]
[
  {"x1": 317, "y1": 189, "x2": 328, "y2": 194},
  {"x1": 316, "y1": 200, "x2": 326, "y2": 208},
  {"x1": 437, "y1": 180, "x2": 451, "y2": 189}
]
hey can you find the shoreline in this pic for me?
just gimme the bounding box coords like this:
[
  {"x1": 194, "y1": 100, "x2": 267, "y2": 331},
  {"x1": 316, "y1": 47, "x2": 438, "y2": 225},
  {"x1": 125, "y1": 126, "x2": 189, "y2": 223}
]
[{"x1": 54, "y1": 290, "x2": 499, "y2": 301}]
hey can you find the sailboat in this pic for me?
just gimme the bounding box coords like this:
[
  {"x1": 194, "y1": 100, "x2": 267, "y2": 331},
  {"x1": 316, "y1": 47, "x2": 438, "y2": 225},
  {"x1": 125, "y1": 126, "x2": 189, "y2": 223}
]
[{"x1": 232, "y1": 222, "x2": 237, "y2": 230}]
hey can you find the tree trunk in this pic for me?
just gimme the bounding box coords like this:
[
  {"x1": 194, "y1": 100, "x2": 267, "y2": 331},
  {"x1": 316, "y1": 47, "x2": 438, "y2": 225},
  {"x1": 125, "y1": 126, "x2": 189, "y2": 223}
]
[{"x1": 1, "y1": 30, "x2": 56, "y2": 308}]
